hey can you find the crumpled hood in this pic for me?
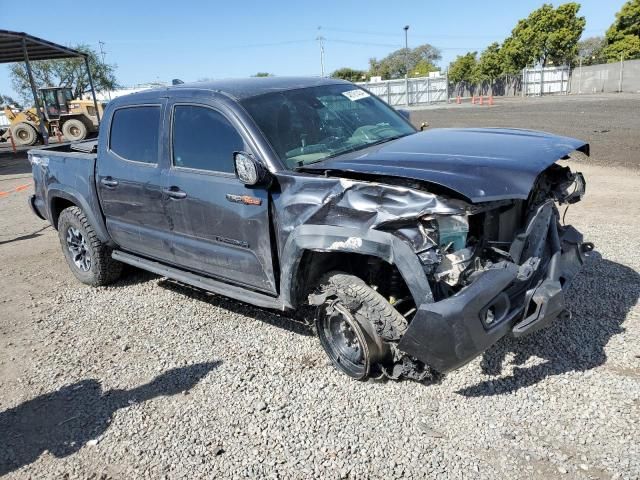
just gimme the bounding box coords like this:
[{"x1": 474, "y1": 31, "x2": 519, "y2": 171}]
[{"x1": 302, "y1": 128, "x2": 589, "y2": 202}]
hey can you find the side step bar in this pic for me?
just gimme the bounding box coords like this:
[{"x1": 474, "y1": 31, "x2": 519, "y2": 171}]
[{"x1": 112, "y1": 250, "x2": 286, "y2": 311}]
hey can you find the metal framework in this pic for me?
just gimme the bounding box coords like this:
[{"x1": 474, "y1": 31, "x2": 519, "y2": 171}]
[{"x1": 0, "y1": 29, "x2": 101, "y2": 144}]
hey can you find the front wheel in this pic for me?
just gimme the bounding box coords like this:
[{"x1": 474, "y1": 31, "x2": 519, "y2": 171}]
[
  {"x1": 62, "y1": 119, "x2": 88, "y2": 142},
  {"x1": 313, "y1": 271, "x2": 408, "y2": 380},
  {"x1": 11, "y1": 123, "x2": 38, "y2": 146},
  {"x1": 57, "y1": 206, "x2": 122, "y2": 286}
]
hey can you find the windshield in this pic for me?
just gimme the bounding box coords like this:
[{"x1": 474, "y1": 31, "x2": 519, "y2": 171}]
[{"x1": 241, "y1": 84, "x2": 416, "y2": 168}]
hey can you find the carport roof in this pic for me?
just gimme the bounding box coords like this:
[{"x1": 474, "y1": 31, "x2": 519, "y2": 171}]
[{"x1": 0, "y1": 29, "x2": 86, "y2": 63}]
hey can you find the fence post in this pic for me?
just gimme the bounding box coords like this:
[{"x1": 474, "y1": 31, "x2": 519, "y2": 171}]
[
  {"x1": 539, "y1": 66, "x2": 544, "y2": 96},
  {"x1": 522, "y1": 68, "x2": 526, "y2": 97},
  {"x1": 387, "y1": 81, "x2": 391, "y2": 104},
  {"x1": 619, "y1": 54, "x2": 624, "y2": 93}
]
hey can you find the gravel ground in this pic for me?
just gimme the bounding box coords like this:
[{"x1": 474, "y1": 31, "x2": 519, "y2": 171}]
[{"x1": 1, "y1": 94, "x2": 639, "y2": 479}]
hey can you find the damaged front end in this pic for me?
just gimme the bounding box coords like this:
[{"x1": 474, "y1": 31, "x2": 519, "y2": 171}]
[{"x1": 394, "y1": 164, "x2": 592, "y2": 373}]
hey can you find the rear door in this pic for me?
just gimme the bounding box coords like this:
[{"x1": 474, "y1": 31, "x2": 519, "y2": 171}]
[
  {"x1": 97, "y1": 102, "x2": 173, "y2": 261},
  {"x1": 163, "y1": 100, "x2": 276, "y2": 294}
]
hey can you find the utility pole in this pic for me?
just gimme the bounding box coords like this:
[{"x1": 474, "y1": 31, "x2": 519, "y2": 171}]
[
  {"x1": 317, "y1": 27, "x2": 325, "y2": 77},
  {"x1": 98, "y1": 41, "x2": 111, "y2": 100},
  {"x1": 404, "y1": 25, "x2": 409, "y2": 106}
]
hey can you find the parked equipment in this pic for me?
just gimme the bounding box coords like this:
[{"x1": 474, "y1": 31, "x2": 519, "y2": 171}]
[{"x1": 1, "y1": 87, "x2": 104, "y2": 146}]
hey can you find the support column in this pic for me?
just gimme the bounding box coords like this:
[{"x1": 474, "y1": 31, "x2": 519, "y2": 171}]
[
  {"x1": 84, "y1": 55, "x2": 101, "y2": 124},
  {"x1": 22, "y1": 38, "x2": 49, "y2": 144}
]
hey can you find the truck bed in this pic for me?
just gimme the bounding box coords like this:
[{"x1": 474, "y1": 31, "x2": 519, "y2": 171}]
[{"x1": 28, "y1": 141, "x2": 102, "y2": 235}]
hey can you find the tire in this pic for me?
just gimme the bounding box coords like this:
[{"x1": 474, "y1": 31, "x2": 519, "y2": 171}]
[
  {"x1": 57, "y1": 206, "x2": 122, "y2": 286},
  {"x1": 62, "y1": 119, "x2": 88, "y2": 142},
  {"x1": 11, "y1": 122, "x2": 38, "y2": 146},
  {"x1": 313, "y1": 271, "x2": 408, "y2": 380}
]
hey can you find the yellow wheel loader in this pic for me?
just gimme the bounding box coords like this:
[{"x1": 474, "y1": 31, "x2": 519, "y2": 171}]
[{"x1": 1, "y1": 87, "x2": 104, "y2": 146}]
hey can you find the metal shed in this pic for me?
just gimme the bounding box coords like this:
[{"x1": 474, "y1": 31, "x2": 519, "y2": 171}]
[{"x1": 0, "y1": 29, "x2": 101, "y2": 143}]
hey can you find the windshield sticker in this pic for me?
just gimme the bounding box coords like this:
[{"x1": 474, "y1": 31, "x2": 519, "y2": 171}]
[{"x1": 342, "y1": 89, "x2": 370, "y2": 101}]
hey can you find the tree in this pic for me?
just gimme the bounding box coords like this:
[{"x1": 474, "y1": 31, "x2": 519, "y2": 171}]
[
  {"x1": 9, "y1": 44, "x2": 118, "y2": 105},
  {"x1": 603, "y1": 0, "x2": 640, "y2": 61},
  {"x1": 369, "y1": 44, "x2": 441, "y2": 79},
  {"x1": 331, "y1": 68, "x2": 367, "y2": 82},
  {"x1": 410, "y1": 59, "x2": 438, "y2": 77},
  {"x1": 252, "y1": 72, "x2": 273, "y2": 77},
  {"x1": 0, "y1": 93, "x2": 22, "y2": 108},
  {"x1": 477, "y1": 42, "x2": 504, "y2": 82},
  {"x1": 447, "y1": 52, "x2": 479, "y2": 84},
  {"x1": 575, "y1": 36, "x2": 607, "y2": 65},
  {"x1": 501, "y1": 3, "x2": 586, "y2": 71}
]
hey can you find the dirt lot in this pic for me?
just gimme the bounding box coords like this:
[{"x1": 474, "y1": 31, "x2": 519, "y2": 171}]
[{"x1": 1, "y1": 94, "x2": 639, "y2": 479}]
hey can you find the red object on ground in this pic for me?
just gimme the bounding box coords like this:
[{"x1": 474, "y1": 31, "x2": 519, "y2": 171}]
[
  {"x1": 489, "y1": 95, "x2": 494, "y2": 105},
  {"x1": 479, "y1": 96, "x2": 484, "y2": 105},
  {"x1": 456, "y1": 96, "x2": 461, "y2": 104}
]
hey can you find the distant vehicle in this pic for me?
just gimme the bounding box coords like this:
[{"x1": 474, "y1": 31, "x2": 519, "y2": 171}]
[
  {"x1": 1, "y1": 87, "x2": 104, "y2": 146},
  {"x1": 27, "y1": 77, "x2": 592, "y2": 381}
]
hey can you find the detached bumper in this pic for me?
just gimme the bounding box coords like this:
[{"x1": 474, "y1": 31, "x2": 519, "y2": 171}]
[{"x1": 398, "y1": 226, "x2": 591, "y2": 373}]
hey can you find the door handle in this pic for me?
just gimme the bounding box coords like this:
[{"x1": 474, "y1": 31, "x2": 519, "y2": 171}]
[
  {"x1": 163, "y1": 187, "x2": 187, "y2": 199},
  {"x1": 100, "y1": 177, "x2": 119, "y2": 188}
]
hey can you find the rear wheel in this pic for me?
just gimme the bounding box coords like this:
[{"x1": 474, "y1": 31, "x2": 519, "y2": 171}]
[
  {"x1": 11, "y1": 123, "x2": 38, "y2": 146},
  {"x1": 313, "y1": 271, "x2": 408, "y2": 380},
  {"x1": 62, "y1": 119, "x2": 88, "y2": 142},
  {"x1": 57, "y1": 206, "x2": 122, "y2": 286}
]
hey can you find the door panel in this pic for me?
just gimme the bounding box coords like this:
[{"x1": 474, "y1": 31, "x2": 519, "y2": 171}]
[
  {"x1": 97, "y1": 104, "x2": 173, "y2": 262},
  {"x1": 164, "y1": 102, "x2": 276, "y2": 294},
  {"x1": 165, "y1": 171, "x2": 275, "y2": 293}
]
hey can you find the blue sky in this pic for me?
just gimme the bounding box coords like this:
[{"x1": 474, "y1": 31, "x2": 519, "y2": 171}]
[{"x1": 0, "y1": 0, "x2": 625, "y2": 98}]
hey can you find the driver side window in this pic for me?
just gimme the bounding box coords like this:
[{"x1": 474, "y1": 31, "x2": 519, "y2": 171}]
[{"x1": 172, "y1": 105, "x2": 244, "y2": 173}]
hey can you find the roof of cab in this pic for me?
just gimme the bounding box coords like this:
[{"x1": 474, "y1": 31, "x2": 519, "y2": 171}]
[{"x1": 112, "y1": 77, "x2": 351, "y2": 106}]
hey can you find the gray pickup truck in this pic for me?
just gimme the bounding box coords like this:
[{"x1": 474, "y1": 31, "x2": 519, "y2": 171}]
[{"x1": 28, "y1": 77, "x2": 592, "y2": 381}]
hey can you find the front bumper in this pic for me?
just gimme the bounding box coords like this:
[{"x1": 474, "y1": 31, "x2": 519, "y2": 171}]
[{"x1": 398, "y1": 225, "x2": 591, "y2": 373}]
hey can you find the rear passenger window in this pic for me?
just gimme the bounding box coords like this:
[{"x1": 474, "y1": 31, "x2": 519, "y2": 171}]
[
  {"x1": 172, "y1": 105, "x2": 243, "y2": 173},
  {"x1": 109, "y1": 106, "x2": 160, "y2": 164}
]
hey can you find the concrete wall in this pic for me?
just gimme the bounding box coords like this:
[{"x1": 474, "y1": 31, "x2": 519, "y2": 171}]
[{"x1": 570, "y1": 59, "x2": 640, "y2": 94}]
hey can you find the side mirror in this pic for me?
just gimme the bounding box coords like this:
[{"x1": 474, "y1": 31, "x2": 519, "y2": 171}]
[
  {"x1": 233, "y1": 152, "x2": 270, "y2": 186},
  {"x1": 420, "y1": 121, "x2": 429, "y2": 131}
]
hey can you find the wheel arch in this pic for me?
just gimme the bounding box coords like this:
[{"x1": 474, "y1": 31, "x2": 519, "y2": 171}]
[
  {"x1": 280, "y1": 225, "x2": 433, "y2": 308},
  {"x1": 47, "y1": 187, "x2": 112, "y2": 245}
]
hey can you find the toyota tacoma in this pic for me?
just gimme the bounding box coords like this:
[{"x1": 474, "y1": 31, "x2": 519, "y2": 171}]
[{"x1": 28, "y1": 77, "x2": 592, "y2": 381}]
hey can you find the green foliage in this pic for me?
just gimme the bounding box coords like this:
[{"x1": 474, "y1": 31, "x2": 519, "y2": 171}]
[
  {"x1": 330, "y1": 68, "x2": 368, "y2": 82},
  {"x1": 410, "y1": 59, "x2": 438, "y2": 77},
  {"x1": 477, "y1": 42, "x2": 504, "y2": 81},
  {"x1": 604, "y1": 0, "x2": 640, "y2": 61},
  {"x1": 252, "y1": 72, "x2": 273, "y2": 77},
  {"x1": 575, "y1": 36, "x2": 607, "y2": 65},
  {"x1": 501, "y1": 2, "x2": 585, "y2": 70},
  {"x1": 447, "y1": 52, "x2": 479, "y2": 84},
  {"x1": 9, "y1": 44, "x2": 119, "y2": 105},
  {"x1": 369, "y1": 44, "x2": 441, "y2": 79}
]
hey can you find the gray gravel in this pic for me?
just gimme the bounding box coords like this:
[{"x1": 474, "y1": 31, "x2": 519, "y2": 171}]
[
  {"x1": 1, "y1": 218, "x2": 639, "y2": 479},
  {"x1": 1, "y1": 95, "x2": 639, "y2": 479}
]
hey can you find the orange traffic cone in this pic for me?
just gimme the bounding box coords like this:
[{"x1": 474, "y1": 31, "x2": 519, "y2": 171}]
[
  {"x1": 456, "y1": 96, "x2": 461, "y2": 104},
  {"x1": 488, "y1": 95, "x2": 494, "y2": 105},
  {"x1": 479, "y1": 95, "x2": 484, "y2": 105}
]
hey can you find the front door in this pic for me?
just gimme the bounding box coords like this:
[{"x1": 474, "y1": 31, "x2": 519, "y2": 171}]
[
  {"x1": 97, "y1": 103, "x2": 173, "y2": 262},
  {"x1": 163, "y1": 102, "x2": 276, "y2": 294}
]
